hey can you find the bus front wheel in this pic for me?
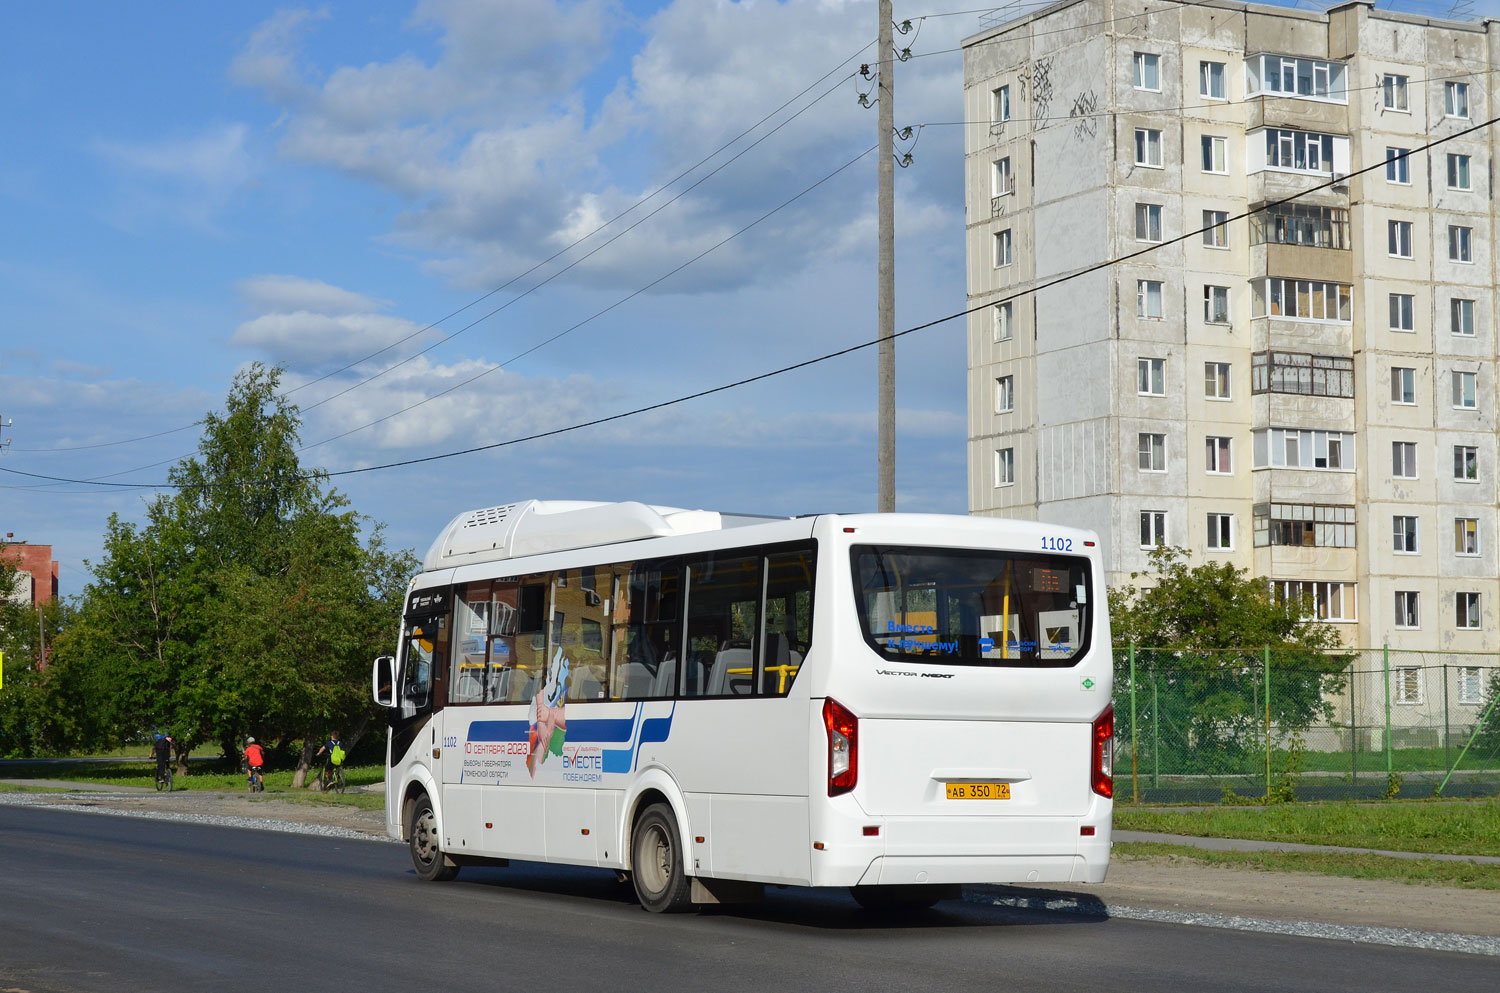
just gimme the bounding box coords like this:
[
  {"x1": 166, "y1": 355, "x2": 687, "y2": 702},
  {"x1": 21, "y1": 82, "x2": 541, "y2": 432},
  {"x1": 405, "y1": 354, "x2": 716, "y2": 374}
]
[
  {"x1": 630, "y1": 803, "x2": 692, "y2": 913},
  {"x1": 409, "y1": 795, "x2": 459, "y2": 882}
]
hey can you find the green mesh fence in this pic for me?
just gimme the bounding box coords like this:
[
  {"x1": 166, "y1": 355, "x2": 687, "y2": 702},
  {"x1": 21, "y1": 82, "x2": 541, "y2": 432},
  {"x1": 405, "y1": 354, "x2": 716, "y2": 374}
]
[{"x1": 1113, "y1": 646, "x2": 1500, "y2": 803}]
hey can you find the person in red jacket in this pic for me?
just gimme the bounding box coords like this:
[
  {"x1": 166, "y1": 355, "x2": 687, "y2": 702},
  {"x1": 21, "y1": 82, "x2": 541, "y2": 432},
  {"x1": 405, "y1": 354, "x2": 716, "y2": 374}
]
[{"x1": 244, "y1": 737, "x2": 266, "y2": 792}]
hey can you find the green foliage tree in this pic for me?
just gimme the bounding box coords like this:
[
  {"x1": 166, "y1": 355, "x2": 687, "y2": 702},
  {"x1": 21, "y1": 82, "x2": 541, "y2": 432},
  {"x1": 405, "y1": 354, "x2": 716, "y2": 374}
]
[
  {"x1": 1108, "y1": 546, "x2": 1352, "y2": 783},
  {"x1": 51, "y1": 363, "x2": 415, "y2": 778}
]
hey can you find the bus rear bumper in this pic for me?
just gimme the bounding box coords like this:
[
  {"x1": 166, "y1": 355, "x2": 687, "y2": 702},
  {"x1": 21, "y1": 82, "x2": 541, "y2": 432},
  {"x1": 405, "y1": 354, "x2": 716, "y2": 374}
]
[{"x1": 854, "y1": 853, "x2": 1105, "y2": 886}]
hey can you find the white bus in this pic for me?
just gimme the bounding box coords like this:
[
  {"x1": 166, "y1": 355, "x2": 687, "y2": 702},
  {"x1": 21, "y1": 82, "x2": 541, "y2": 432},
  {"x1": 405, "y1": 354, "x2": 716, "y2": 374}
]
[{"x1": 373, "y1": 499, "x2": 1113, "y2": 912}]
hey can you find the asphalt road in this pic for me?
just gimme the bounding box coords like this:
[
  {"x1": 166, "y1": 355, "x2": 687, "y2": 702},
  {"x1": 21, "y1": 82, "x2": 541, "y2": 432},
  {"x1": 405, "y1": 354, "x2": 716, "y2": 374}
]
[{"x1": 1, "y1": 805, "x2": 1493, "y2": 993}]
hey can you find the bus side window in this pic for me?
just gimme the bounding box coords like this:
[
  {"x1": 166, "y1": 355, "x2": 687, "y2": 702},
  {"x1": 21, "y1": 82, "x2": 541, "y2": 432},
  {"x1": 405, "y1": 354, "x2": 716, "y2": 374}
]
[
  {"x1": 451, "y1": 582, "x2": 492, "y2": 704},
  {"x1": 761, "y1": 546, "x2": 815, "y2": 696},
  {"x1": 614, "y1": 561, "x2": 680, "y2": 700},
  {"x1": 553, "y1": 568, "x2": 609, "y2": 702},
  {"x1": 684, "y1": 552, "x2": 762, "y2": 698}
]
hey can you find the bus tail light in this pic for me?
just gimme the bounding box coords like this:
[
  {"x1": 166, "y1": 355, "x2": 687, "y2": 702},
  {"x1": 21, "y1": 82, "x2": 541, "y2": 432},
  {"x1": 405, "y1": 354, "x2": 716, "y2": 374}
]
[
  {"x1": 1091, "y1": 705, "x2": 1114, "y2": 798},
  {"x1": 823, "y1": 698, "x2": 858, "y2": 796}
]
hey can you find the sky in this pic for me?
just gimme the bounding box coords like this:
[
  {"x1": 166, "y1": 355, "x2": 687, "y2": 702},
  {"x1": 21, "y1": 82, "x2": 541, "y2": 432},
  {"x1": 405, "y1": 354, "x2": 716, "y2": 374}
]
[{"x1": 1, "y1": 0, "x2": 1495, "y2": 597}]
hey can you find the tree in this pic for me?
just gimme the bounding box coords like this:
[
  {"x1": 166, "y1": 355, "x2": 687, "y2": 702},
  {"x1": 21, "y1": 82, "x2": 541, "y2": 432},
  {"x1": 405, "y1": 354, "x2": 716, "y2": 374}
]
[
  {"x1": 52, "y1": 363, "x2": 414, "y2": 776},
  {"x1": 1108, "y1": 546, "x2": 1352, "y2": 779}
]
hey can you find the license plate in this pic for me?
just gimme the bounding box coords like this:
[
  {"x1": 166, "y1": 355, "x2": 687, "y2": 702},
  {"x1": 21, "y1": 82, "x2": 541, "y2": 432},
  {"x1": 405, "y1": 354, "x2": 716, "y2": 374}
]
[{"x1": 945, "y1": 782, "x2": 1011, "y2": 800}]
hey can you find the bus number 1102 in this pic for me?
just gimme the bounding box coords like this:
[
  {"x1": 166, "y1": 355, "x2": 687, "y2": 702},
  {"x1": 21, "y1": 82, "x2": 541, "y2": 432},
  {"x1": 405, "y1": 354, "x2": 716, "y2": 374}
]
[{"x1": 1041, "y1": 536, "x2": 1073, "y2": 551}]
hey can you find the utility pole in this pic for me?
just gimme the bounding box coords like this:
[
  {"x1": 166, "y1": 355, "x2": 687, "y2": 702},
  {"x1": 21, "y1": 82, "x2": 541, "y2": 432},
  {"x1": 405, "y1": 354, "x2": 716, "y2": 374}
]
[{"x1": 876, "y1": 0, "x2": 896, "y2": 512}]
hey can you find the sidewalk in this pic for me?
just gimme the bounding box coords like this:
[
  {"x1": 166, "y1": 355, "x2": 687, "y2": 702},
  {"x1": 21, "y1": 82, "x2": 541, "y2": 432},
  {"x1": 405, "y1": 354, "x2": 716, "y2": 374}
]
[{"x1": 1115, "y1": 828, "x2": 1500, "y2": 865}]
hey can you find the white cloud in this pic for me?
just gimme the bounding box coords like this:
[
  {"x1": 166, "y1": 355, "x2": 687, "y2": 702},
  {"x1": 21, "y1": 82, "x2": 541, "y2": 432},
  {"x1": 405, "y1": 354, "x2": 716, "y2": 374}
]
[
  {"x1": 237, "y1": 274, "x2": 388, "y2": 315},
  {"x1": 232, "y1": 311, "x2": 429, "y2": 369},
  {"x1": 96, "y1": 123, "x2": 253, "y2": 189}
]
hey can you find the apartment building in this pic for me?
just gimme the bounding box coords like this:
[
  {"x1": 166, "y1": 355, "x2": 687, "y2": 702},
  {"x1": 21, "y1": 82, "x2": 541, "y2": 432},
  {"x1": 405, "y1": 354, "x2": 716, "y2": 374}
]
[{"x1": 964, "y1": 0, "x2": 1500, "y2": 658}]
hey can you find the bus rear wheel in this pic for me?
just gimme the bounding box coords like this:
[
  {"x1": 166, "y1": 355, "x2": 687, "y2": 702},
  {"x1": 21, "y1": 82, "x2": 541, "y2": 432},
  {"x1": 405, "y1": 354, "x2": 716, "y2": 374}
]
[
  {"x1": 631, "y1": 803, "x2": 692, "y2": 913},
  {"x1": 409, "y1": 795, "x2": 459, "y2": 882}
]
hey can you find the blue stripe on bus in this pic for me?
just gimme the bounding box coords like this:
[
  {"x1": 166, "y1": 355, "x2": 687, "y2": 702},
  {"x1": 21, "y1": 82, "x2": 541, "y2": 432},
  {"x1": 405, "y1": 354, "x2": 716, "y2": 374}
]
[
  {"x1": 467, "y1": 716, "x2": 638, "y2": 744},
  {"x1": 634, "y1": 702, "x2": 675, "y2": 770}
]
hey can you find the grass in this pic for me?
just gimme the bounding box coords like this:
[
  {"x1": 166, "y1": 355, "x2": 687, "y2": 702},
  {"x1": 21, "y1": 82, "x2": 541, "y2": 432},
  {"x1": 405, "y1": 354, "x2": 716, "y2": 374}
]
[
  {"x1": 1115, "y1": 841, "x2": 1500, "y2": 890},
  {"x1": 0, "y1": 759, "x2": 385, "y2": 807},
  {"x1": 1115, "y1": 800, "x2": 1500, "y2": 857}
]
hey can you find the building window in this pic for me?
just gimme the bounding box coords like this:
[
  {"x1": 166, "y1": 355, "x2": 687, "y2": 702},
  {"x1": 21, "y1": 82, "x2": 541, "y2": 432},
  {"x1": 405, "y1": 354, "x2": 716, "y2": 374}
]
[
  {"x1": 1137, "y1": 280, "x2": 1163, "y2": 319},
  {"x1": 1453, "y1": 370, "x2": 1477, "y2": 409},
  {"x1": 1252, "y1": 428, "x2": 1352, "y2": 470},
  {"x1": 1199, "y1": 60, "x2": 1225, "y2": 99},
  {"x1": 1455, "y1": 445, "x2": 1478, "y2": 481},
  {"x1": 1134, "y1": 52, "x2": 1160, "y2": 91},
  {"x1": 1202, "y1": 209, "x2": 1228, "y2": 248},
  {"x1": 1391, "y1": 366, "x2": 1416, "y2": 405},
  {"x1": 994, "y1": 447, "x2": 1014, "y2": 487},
  {"x1": 992, "y1": 157, "x2": 1013, "y2": 197},
  {"x1": 1447, "y1": 153, "x2": 1471, "y2": 190},
  {"x1": 1392, "y1": 441, "x2": 1418, "y2": 478},
  {"x1": 1206, "y1": 436, "x2": 1232, "y2": 474},
  {"x1": 1271, "y1": 579, "x2": 1355, "y2": 621},
  {"x1": 1205, "y1": 361, "x2": 1231, "y2": 399},
  {"x1": 1135, "y1": 128, "x2": 1163, "y2": 167},
  {"x1": 992, "y1": 85, "x2": 1011, "y2": 123},
  {"x1": 1458, "y1": 664, "x2": 1484, "y2": 699},
  {"x1": 1251, "y1": 278, "x2": 1352, "y2": 323},
  {"x1": 1247, "y1": 54, "x2": 1347, "y2": 103},
  {"x1": 995, "y1": 375, "x2": 1014, "y2": 413},
  {"x1": 1449, "y1": 225, "x2": 1472, "y2": 263},
  {"x1": 1382, "y1": 73, "x2": 1408, "y2": 111},
  {"x1": 1138, "y1": 433, "x2": 1166, "y2": 472},
  {"x1": 1250, "y1": 203, "x2": 1349, "y2": 250},
  {"x1": 1201, "y1": 135, "x2": 1227, "y2": 174},
  {"x1": 1456, "y1": 518, "x2": 1480, "y2": 556},
  {"x1": 1386, "y1": 147, "x2": 1410, "y2": 184},
  {"x1": 1394, "y1": 591, "x2": 1421, "y2": 630},
  {"x1": 1207, "y1": 513, "x2": 1234, "y2": 550},
  {"x1": 1137, "y1": 357, "x2": 1166, "y2": 396},
  {"x1": 1135, "y1": 202, "x2": 1163, "y2": 242},
  {"x1": 994, "y1": 228, "x2": 1013, "y2": 267},
  {"x1": 993, "y1": 301, "x2": 1013, "y2": 342},
  {"x1": 1393, "y1": 515, "x2": 1419, "y2": 554},
  {"x1": 1394, "y1": 666, "x2": 1422, "y2": 703},
  {"x1": 1204, "y1": 285, "x2": 1230, "y2": 324},
  {"x1": 1445, "y1": 80, "x2": 1470, "y2": 119},
  {"x1": 1456, "y1": 597, "x2": 1482, "y2": 632},
  {"x1": 1251, "y1": 351, "x2": 1354, "y2": 398},
  {"x1": 1452, "y1": 298, "x2": 1476, "y2": 337},
  {"x1": 1253, "y1": 503, "x2": 1356, "y2": 548},
  {"x1": 1140, "y1": 511, "x2": 1167, "y2": 548},
  {"x1": 1389, "y1": 293, "x2": 1414, "y2": 332},
  {"x1": 1388, "y1": 220, "x2": 1413, "y2": 259},
  {"x1": 1264, "y1": 128, "x2": 1337, "y2": 174}
]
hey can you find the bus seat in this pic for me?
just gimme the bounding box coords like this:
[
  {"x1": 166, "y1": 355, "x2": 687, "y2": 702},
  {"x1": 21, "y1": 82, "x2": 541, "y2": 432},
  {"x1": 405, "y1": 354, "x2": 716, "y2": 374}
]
[
  {"x1": 455, "y1": 669, "x2": 483, "y2": 702},
  {"x1": 651, "y1": 655, "x2": 678, "y2": 697},
  {"x1": 707, "y1": 646, "x2": 752, "y2": 696}
]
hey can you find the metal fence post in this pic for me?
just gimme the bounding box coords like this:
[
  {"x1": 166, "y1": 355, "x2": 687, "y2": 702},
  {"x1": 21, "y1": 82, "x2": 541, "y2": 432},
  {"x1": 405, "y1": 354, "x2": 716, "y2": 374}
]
[
  {"x1": 1383, "y1": 644, "x2": 1393, "y2": 775},
  {"x1": 1151, "y1": 674, "x2": 1160, "y2": 788},
  {"x1": 1264, "y1": 645, "x2": 1272, "y2": 797},
  {"x1": 1129, "y1": 643, "x2": 1139, "y2": 804},
  {"x1": 1350, "y1": 659, "x2": 1358, "y2": 786},
  {"x1": 1443, "y1": 662, "x2": 1451, "y2": 777}
]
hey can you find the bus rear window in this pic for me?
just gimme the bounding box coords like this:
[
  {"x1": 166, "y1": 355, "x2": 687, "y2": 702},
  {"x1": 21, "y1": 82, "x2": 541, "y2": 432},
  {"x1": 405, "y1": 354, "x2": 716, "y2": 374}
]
[{"x1": 851, "y1": 545, "x2": 1092, "y2": 667}]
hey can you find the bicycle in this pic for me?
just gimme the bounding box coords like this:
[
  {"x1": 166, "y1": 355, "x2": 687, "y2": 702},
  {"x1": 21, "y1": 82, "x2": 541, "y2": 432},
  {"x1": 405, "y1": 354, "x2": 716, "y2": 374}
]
[
  {"x1": 247, "y1": 766, "x2": 264, "y2": 793},
  {"x1": 317, "y1": 765, "x2": 346, "y2": 794},
  {"x1": 155, "y1": 766, "x2": 174, "y2": 792}
]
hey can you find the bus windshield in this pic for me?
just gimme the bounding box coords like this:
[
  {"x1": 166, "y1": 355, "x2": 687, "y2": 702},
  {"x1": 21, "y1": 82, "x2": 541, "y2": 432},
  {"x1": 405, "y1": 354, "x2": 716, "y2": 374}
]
[{"x1": 851, "y1": 545, "x2": 1092, "y2": 667}]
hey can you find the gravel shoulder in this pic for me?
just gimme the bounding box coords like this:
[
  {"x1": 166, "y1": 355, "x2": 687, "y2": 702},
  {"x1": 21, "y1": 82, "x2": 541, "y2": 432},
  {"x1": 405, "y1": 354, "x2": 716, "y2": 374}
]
[{"x1": 7, "y1": 786, "x2": 1499, "y2": 939}]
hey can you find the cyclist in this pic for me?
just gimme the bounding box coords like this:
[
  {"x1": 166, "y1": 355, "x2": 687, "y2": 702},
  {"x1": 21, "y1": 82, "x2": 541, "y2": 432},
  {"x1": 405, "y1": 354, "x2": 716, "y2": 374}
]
[
  {"x1": 244, "y1": 737, "x2": 266, "y2": 791},
  {"x1": 314, "y1": 732, "x2": 345, "y2": 789},
  {"x1": 153, "y1": 733, "x2": 174, "y2": 789}
]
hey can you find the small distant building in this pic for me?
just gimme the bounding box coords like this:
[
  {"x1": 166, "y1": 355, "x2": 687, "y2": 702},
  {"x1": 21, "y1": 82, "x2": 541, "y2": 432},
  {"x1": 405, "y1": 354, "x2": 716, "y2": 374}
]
[{"x1": 2, "y1": 542, "x2": 59, "y2": 607}]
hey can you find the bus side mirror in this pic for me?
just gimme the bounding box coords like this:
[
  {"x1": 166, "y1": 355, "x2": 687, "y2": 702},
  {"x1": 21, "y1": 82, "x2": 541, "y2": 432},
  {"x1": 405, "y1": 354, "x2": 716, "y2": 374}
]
[{"x1": 372, "y1": 655, "x2": 396, "y2": 708}]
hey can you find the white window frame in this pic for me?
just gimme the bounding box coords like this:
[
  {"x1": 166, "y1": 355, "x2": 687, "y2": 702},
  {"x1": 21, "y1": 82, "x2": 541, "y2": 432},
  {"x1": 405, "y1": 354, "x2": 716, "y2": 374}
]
[
  {"x1": 1391, "y1": 366, "x2": 1416, "y2": 405},
  {"x1": 1389, "y1": 293, "x2": 1415, "y2": 332},
  {"x1": 1445, "y1": 80, "x2": 1470, "y2": 120},
  {"x1": 1138, "y1": 433, "x2": 1166, "y2": 472},
  {"x1": 1386, "y1": 147, "x2": 1410, "y2": 185},
  {"x1": 1394, "y1": 665, "x2": 1422, "y2": 703},
  {"x1": 1388, "y1": 219, "x2": 1413, "y2": 259},
  {"x1": 1457, "y1": 663, "x2": 1484, "y2": 699},
  {"x1": 1204, "y1": 361, "x2": 1231, "y2": 400},
  {"x1": 1135, "y1": 128, "x2": 1163, "y2": 168},
  {"x1": 1207, "y1": 513, "x2": 1234, "y2": 551},
  {"x1": 1247, "y1": 54, "x2": 1348, "y2": 104},
  {"x1": 992, "y1": 85, "x2": 1011, "y2": 123},
  {"x1": 1447, "y1": 153, "x2": 1471, "y2": 191},
  {"x1": 1201, "y1": 135, "x2": 1228, "y2": 174},
  {"x1": 1139, "y1": 510, "x2": 1167, "y2": 548},
  {"x1": 1393, "y1": 515, "x2": 1419, "y2": 555},
  {"x1": 992, "y1": 156, "x2": 1013, "y2": 197},
  {"x1": 1137, "y1": 357, "x2": 1166, "y2": 397},
  {"x1": 993, "y1": 301, "x2": 1013, "y2": 342},
  {"x1": 1456, "y1": 600, "x2": 1481, "y2": 633},
  {"x1": 1205, "y1": 435, "x2": 1233, "y2": 475},
  {"x1": 1394, "y1": 592, "x2": 1421, "y2": 632},
  {"x1": 1456, "y1": 517, "x2": 1480, "y2": 556},
  {"x1": 1454, "y1": 444, "x2": 1478, "y2": 482},
  {"x1": 1393, "y1": 441, "x2": 1418, "y2": 479},
  {"x1": 1202, "y1": 209, "x2": 1229, "y2": 248},
  {"x1": 1263, "y1": 127, "x2": 1338, "y2": 176},
  {"x1": 994, "y1": 374, "x2": 1014, "y2": 414},
  {"x1": 1272, "y1": 579, "x2": 1356, "y2": 621},
  {"x1": 1453, "y1": 370, "x2": 1477, "y2": 410},
  {"x1": 1135, "y1": 202, "x2": 1163, "y2": 243},
  {"x1": 1251, "y1": 277, "x2": 1352, "y2": 324},
  {"x1": 1134, "y1": 51, "x2": 1161, "y2": 92},
  {"x1": 1382, "y1": 73, "x2": 1408, "y2": 111},
  {"x1": 1199, "y1": 60, "x2": 1226, "y2": 99},
  {"x1": 1137, "y1": 280, "x2": 1164, "y2": 319},
  {"x1": 1452, "y1": 298, "x2": 1476, "y2": 337},
  {"x1": 1254, "y1": 428, "x2": 1353, "y2": 471},
  {"x1": 994, "y1": 447, "x2": 1014, "y2": 487},
  {"x1": 1449, "y1": 225, "x2": 1472, "y2": 263},
  {"x1": 994, "y1": 228, "x2": 1013, "y2": 268},
  {"x1": 1204, "y1": 285, "x2": 1230, "y2": 324}
]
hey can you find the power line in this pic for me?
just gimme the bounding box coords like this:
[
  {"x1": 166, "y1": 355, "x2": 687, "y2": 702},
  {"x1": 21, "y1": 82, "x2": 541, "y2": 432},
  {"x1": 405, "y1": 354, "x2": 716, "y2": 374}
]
[{"x1": 7, "y1": 112, "x2": 1495, "y2": 494}]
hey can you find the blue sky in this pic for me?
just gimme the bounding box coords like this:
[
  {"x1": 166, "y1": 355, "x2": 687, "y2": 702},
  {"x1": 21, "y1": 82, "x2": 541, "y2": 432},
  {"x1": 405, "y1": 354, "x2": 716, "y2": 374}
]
[{"x1": 1, "y1": 0, "x2": 1494, "y2": 596}]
